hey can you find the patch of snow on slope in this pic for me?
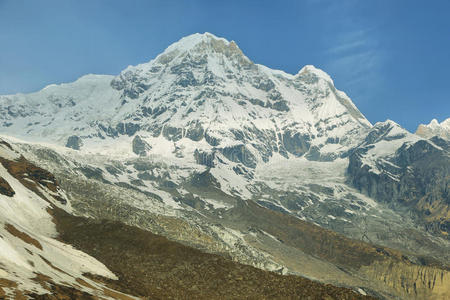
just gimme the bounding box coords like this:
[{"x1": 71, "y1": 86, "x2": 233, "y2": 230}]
[{"x1": 0, "y1": 144, "x2": 123, "y2": 296}]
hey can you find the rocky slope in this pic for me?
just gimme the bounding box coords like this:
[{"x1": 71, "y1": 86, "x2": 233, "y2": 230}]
[
  {"x1": 52, "y1": 206, "x2": 375, "y2": 300},
  {"x1": 0, "y1": 138, "x2": 375, "y2": 299},
  {"x1": 0, "y1": 139, "x2": 135, "y2": 299},
  {"x1": 8, "y1": 137, "x2": 447, "y2": 300},
  {"x1": 348, "y1": 121, "x2": 450, "y2": 235}
]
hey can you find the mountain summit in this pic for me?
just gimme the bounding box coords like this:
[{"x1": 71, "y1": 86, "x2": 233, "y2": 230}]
[
  {"x1": 156, "y1": 32, "x2": 247, "y2": 60},
  {"x1": 0, "y1": 33, "x2": 371, "y2": 166}
]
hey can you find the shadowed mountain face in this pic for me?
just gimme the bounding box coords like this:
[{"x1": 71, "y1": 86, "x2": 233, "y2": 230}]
[
  {"x1": 0, "y1": 33, "x2": 449, "y2": 299},
  {"x1": 348, "y1": 122, "x2": 450, "y2": 235}
]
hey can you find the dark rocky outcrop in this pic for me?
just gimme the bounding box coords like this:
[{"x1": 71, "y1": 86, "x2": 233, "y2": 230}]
[
  {"x1": 219, "y1": 144, "x2": 257, "y2": 168},
  {"x1": 251, "y1": 76, "x2": 275, "y2": 91},
  {"x1": 272, "y1": 100, "x2": 290, "y2": 112},
  {"x1": 132, "y1": 135, "x2": 151, "y2": 156},
  {"x1": 65, "y1": 135, "x2": 83, "y2": 150},
  {"x1": 111, "y1": 70, "x2": 150, "y2": 99},
  {"x1": 0, "y1": 156, "x2": 66, "y2": 204},
  {"x1": 77, "y1": 166, "x2": 110, "y2": 184},
  {"x1": 0, "y1": 176, "x2": 15, "y2": 197},
  {"x1": 204, "y1": 131, "x2": 220, "y2": 146},
  {"x1": 185, "y1": 121, "x2": 204, "y2": 141},
  {"x1": 162, "y1": 125, "x2": 183, "y2": 141},
  {"x1": 282, "y1": 130, "x2": 311, "y2": 157},
  {"x1": 116, "y1": 122, "x2": 140, "y2": 136},
  {"x1": 194, "y1": 149, "x2": 215, "y2": 168},
  {"x1": 98, "y1": 123, "x2": 119, "y2": 138}
]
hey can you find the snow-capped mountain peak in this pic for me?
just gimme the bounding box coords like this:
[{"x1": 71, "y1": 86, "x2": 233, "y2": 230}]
[
  {"x1": 121, "y1": 32, "x2": 251, "y2": 78},
  {"x1": 415, "y1": 118, "x2": 450, "y2": 140},
  {"x1": 0, "y1": 32, "x2": 372, "y2": 167}
]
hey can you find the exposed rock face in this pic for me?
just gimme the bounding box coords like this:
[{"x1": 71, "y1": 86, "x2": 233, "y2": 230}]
[
  {"x1": 348, "y1": 121, "x2": 450, "y2": 235},
  {"x1": 0, "y1": 155, "x2": 67, "y2": 204},
  {"x1": 219, "y1": 144, "x2": 257, "y2": 168},
  {"x1": 282, "y1": 130, "x2": 311, "y2": 157},
  {"x1": 65, "y1": 135, "x2": 83, "y2": 150},
  {"x1": 184, "y1": 121, "x2": 205, "y2": 141},
  {"x1": 132, "y1": 135, "x2": 151, "y2": 156},
  {"x1": 116, "y1": 122, "x2": 140, "y2": 136},
  {"x1": 0, "y1": 176, "x2": 15, "y2": 196},
  {"x1": 194, "y1": 149, "x2": 215, "y2": 167},
  {"x1": 361, "y1": 260, "x2": 450, "y2": 300}
]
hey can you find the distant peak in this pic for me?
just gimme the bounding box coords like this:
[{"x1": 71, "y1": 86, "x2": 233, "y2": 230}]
[
  {"x1": 415, "y1": 118, "x2": 450, "y2": 140},
  {"x1": 422, "y1": 118, "x2": 450, "y2": 128},
  {"x1": 430, "y1": 119, "x2": 439, "y2": 126},
  {"x1": 297, "y1": 65, "x2": 334, "y2": 84}
]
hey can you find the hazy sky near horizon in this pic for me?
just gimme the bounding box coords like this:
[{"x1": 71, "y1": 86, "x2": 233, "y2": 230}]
[{"x1": 0, "y1": 0, "x2": 449, "y2": 131}]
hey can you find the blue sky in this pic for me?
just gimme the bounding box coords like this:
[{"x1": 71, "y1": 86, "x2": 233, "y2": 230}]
[{"x1": 0, "y1": 0, "x2": 449, "y2": 131}]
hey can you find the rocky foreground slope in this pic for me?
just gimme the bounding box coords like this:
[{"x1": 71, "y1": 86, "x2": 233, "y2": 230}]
[
  {"x1": 0, "y1": 138, "x2": 372, "y2": 299},
  {"x1": 2, "y1": 138, "x2": 449, "y2": 299},
  {"x1": 0, "y1": 140, "x2": 135, "y2": 299},
  {"x1": 0, "y1": 33, "x2": 449, "y2": 299}
]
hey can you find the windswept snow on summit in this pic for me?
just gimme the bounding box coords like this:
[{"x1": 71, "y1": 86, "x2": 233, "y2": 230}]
[{"x1": 416, "y1": 118, "x2": 450, "y2": 140}]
